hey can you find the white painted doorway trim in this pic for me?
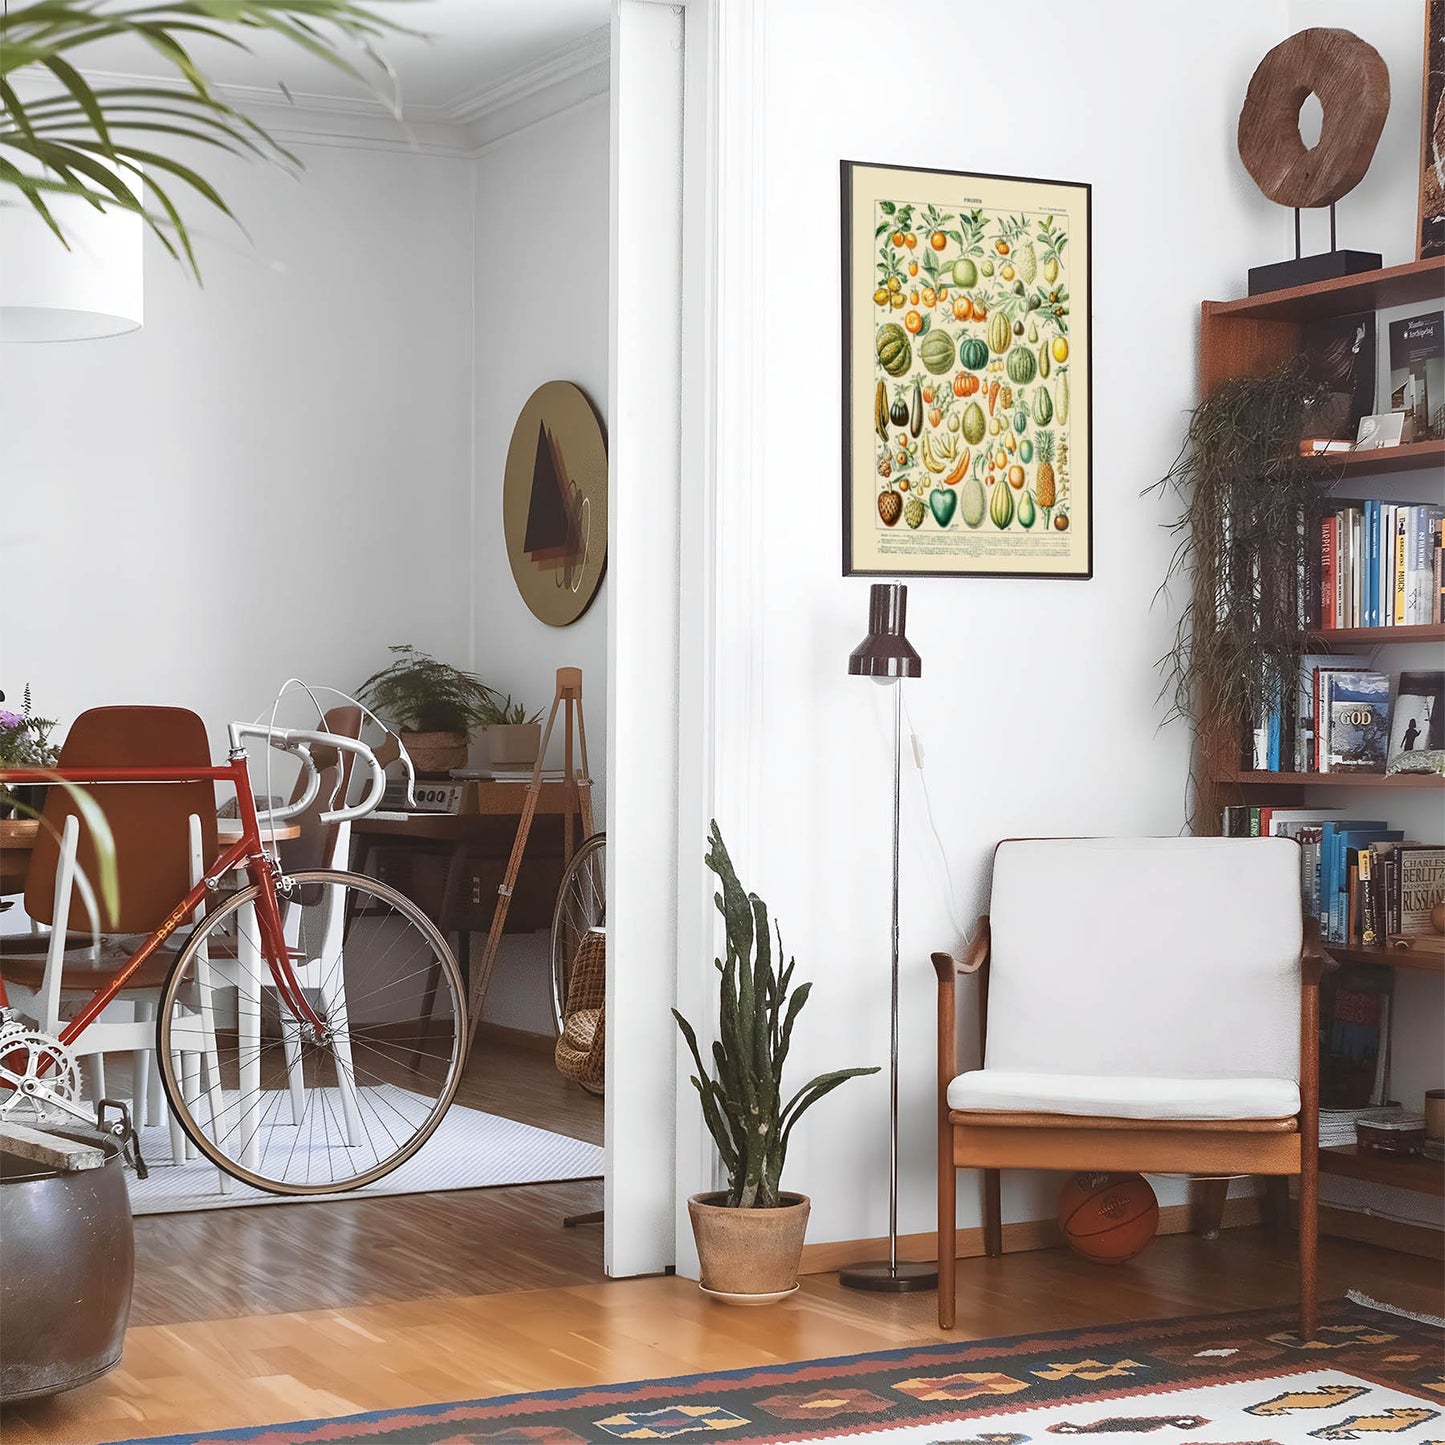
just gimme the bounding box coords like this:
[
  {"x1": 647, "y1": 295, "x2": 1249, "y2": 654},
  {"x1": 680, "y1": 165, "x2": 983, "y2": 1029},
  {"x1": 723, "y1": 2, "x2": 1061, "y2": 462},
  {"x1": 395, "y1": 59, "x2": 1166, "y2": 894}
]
[{"x1": 605, "y1": 0, "x2": 766, "y2": 1278}]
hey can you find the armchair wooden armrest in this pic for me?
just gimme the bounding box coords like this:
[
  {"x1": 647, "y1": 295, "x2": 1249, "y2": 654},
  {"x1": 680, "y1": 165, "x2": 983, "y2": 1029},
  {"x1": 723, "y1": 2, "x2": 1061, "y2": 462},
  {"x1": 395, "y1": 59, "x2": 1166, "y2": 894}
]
[
  {"x1": 932, "y1": 916, "x2": 991, "y2": 981},
  {"x1": 1300, "y1": 915, "x2": 1330, "y2": 988},
  {"x1": 933, "y1": 917, "x2": 990, "y2": 1101}
]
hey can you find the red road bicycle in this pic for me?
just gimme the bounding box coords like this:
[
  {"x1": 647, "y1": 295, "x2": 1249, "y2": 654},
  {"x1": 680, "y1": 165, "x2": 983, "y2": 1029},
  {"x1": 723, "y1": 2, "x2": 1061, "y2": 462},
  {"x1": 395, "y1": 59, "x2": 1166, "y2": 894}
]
[{"x1": 0, "y1": 720, "x2": 467, "y2": 1194}]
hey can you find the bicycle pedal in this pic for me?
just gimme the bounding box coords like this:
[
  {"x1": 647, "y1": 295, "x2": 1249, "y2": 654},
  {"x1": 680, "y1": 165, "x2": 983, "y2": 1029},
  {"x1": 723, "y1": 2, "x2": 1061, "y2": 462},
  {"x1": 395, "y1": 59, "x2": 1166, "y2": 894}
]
[{"x1": 97, "y1": 1098, "x2": 148, "y2": 1180}]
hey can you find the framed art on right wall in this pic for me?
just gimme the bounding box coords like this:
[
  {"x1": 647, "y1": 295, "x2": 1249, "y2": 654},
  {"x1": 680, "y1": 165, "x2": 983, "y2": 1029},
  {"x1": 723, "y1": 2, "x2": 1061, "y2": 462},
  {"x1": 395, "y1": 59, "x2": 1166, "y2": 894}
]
[{"x1": 1421, "y1": 0, "x2": 1445, "y2": 259}]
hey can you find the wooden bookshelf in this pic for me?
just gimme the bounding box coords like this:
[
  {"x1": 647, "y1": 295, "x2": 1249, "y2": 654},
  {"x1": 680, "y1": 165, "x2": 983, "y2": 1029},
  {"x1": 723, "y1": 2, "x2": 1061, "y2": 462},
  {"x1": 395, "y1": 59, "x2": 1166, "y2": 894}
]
[
  {"x1": 1305, "y1": 622, "x2": 1445, "y2": 646},
  {"x1": 1305, "y1": 437, "x2": 1445, "y2": 479},
  {"x1": 1324, "y1": 942, "x2": 1445, "y2": 976},
  {"x1": 1213, "y1": 770, "x2": 1445, "y2": 789},
  {"x1": 1319, "y1": 1145, "x2": 1445, "y2": 1197},
  {"x1": 1195, "y1": 261, "x2": 1445, "y2": 1245},
  {"x1": 1206, "y1": 255, "x2": 1445, "y2": 324}
]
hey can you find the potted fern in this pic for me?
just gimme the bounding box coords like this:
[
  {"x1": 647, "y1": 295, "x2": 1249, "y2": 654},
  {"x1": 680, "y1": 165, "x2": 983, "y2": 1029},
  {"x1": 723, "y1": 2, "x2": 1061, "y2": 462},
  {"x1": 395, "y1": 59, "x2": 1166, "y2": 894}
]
[
  {"x1": 673, "y1": 822, "x2": 878, "y2": 1303},
  {"x1": 357, "y1": 646, "x2": 496, "y2": 777}
]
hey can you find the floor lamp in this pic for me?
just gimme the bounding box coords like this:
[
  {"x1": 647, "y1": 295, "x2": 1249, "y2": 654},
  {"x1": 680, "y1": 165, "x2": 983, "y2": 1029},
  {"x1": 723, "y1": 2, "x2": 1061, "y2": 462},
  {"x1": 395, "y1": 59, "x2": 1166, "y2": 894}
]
[{"x1": 840, "y1": 582, "x2": 937, "y2": 1293}]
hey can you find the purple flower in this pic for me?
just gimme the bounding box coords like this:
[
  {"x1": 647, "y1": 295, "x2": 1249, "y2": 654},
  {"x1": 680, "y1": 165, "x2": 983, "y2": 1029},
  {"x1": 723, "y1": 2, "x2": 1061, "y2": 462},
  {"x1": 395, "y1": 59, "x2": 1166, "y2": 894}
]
[{"x1": 0, "y1": 711, "x2": 25, "y2": 730}]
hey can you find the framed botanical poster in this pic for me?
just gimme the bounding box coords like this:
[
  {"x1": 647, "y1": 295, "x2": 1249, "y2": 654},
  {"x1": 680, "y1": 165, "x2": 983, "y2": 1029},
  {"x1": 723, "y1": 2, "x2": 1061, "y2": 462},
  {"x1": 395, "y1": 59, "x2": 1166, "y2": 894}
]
[{"x1": 841, "y1": 160, "x2": 1092, "y2": 578}]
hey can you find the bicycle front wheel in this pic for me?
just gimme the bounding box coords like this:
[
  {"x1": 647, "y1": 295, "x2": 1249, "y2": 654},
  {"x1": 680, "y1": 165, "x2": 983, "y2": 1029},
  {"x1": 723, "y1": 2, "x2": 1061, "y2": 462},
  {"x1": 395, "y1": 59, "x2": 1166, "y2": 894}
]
[{"x1": 157, "y1": 869, "x2": 467, "y2": 1194}]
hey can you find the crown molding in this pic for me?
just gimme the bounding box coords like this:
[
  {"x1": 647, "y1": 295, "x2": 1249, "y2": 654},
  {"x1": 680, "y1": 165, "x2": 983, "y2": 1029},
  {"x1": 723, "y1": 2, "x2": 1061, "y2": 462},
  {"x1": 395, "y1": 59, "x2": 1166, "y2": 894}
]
[
  {"x1": 14, "y1": 27, "x2": 611, "y2": 157},
  {"x1": 444, "y1": 25, "x2": 610, "y2": 146}
]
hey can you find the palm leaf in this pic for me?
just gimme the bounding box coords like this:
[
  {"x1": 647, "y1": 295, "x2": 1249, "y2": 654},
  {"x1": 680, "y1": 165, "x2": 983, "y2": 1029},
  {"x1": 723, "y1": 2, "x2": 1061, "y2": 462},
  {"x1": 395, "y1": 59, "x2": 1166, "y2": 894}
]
[{"x1": 0, "y1": 0, "x2": 415, "y2": 277}]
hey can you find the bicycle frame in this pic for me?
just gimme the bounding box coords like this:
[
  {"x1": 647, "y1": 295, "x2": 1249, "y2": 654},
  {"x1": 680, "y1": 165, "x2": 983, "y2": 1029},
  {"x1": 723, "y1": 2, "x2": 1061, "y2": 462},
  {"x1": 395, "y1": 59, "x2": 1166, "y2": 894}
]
[{"x1": 0, "y1": 751, "x2": 326, "y2": 1044}]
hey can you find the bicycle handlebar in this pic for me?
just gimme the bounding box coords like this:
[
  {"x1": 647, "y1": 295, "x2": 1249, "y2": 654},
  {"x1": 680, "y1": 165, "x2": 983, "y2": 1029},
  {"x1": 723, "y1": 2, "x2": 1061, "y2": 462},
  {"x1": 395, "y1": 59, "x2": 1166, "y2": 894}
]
[{"x1": 226, "y1": 723, "x2": 395, "y2": 826}]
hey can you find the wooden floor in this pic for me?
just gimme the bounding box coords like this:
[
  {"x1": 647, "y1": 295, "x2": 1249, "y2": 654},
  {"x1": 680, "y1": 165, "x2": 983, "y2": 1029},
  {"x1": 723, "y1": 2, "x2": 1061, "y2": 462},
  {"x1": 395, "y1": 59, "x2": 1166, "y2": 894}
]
[
  {"x1": 5, "y1": 1230, "x2": 1442, "y2": 1445},
  {"x1": 130, "y1": 1026, "x2": 606, "y2": 1325},
  {"x1": 5, "y1": 1039, "x2": 1444, "y2": 1443}
]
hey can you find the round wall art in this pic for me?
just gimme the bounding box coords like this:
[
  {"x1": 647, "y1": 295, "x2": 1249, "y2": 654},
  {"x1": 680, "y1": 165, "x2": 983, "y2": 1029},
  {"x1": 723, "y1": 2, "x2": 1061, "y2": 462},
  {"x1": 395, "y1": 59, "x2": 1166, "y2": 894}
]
[{"x1": 502, "y1": 381, "x2": 608, "y2": 627}]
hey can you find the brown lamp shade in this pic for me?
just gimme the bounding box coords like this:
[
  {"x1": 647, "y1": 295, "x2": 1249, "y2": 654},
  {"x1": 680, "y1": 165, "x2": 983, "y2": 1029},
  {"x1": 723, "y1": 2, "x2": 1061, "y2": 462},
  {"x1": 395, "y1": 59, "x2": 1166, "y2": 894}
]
[{"x1": 847, "y1": 583, "x2": 921, "y2": 680}]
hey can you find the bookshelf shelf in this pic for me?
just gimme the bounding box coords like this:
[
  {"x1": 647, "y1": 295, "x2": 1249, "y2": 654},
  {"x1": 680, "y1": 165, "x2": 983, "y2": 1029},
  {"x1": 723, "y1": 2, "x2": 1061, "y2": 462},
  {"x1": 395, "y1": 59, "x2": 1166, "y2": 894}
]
[
  {"x1": 1213, "y1": 770, "x2": 1445, "y2": 789},
  {"x1": 1319, "y1": 1144, "x2": 1445, "y2": 1197},
  {"x1": 1306, "y1": 623, "x2": 1445, "y2": 645},
  {"x1": 1205, "y1": 256, "x2": 1445, "y2": 323},
  {"x1": 1324, "y1": 943, "x2": 1445, "y2": 975},
  {"x1": 1306, "y1": 438, "x2": 1445, "y2": 480}
]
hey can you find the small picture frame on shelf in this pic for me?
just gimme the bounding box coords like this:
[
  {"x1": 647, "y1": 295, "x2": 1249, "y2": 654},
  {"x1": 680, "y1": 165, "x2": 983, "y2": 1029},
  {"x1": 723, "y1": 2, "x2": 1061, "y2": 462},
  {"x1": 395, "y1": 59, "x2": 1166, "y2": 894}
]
[{"x1": 1355, "y1": 412, "x2": 1408, "y2": 450}]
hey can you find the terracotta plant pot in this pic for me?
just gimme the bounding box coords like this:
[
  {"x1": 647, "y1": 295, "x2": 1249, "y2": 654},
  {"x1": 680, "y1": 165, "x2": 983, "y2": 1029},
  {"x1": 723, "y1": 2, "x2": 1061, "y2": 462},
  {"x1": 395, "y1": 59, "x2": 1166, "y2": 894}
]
[
  {"x1": 401, "y1": 730, "x2": 469, "y2": 778},
  {"x1": 486, "y1": 723, "x2": 542, "y2": 769},
  {"x1": 687, "y1": 1191, "x2": 810, "y2": 1302}
]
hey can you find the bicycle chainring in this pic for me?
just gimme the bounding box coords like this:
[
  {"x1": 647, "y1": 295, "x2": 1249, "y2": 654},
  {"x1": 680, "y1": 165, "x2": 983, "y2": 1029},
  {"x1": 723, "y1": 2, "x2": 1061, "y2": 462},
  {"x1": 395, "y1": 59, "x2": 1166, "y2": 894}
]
[{"x1": 0, "y1": 1027, "x2": 84, "y2": 1122}]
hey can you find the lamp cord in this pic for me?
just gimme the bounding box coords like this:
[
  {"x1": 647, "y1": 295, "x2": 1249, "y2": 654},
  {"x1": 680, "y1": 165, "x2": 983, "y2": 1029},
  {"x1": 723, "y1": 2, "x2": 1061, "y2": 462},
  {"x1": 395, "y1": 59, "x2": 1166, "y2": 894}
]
[{"x1": 899, "y1": 688, "x2": 969, "y2": 942}]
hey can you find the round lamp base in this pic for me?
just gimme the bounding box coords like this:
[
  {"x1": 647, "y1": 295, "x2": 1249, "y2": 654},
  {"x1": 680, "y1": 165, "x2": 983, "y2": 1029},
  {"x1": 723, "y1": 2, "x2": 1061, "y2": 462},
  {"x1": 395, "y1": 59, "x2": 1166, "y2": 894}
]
[{"x1": 837, "y1": 1259, "x2": 938, "y2": 1293}]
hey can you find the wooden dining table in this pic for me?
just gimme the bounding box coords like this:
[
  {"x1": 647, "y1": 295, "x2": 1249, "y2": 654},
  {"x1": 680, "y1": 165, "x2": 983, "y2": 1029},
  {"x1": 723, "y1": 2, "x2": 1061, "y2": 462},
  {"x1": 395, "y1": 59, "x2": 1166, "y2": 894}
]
[{"x1": 0, "y1": 816, "x2": 300, "y2": 897}]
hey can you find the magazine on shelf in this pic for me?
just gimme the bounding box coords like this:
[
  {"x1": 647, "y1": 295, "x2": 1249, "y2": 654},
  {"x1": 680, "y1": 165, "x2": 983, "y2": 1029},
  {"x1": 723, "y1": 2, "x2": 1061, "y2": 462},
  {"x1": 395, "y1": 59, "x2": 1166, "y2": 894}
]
[
  {"x1": 1388, "y1": 310, "x2": 1443, "y2": 440},
  {"x1": 1387, "y1": 671, "x2": 1444, "y2": 767}
]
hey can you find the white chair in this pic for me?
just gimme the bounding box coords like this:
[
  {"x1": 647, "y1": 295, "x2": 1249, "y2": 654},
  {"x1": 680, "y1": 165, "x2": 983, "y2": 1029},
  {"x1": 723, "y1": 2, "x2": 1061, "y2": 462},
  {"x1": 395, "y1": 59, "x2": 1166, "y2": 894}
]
[{"x1": 932, "y1": 836, "x2": 1321, "y2": 1338}]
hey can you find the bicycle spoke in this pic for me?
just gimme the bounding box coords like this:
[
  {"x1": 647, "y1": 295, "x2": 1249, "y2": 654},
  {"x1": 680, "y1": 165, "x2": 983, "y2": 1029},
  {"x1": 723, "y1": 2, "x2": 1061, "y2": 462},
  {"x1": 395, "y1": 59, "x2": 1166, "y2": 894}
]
[{"x1": 160, "y1": 870, "x2": 465, "y2": 1194}]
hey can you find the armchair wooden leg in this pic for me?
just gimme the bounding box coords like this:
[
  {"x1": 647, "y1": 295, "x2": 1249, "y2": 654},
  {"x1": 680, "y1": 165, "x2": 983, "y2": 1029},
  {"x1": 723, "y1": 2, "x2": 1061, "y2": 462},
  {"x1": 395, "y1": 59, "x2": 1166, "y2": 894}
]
[
  {"x1": 1190, "y1": 1177, "x2": 1230, "y2": 1239},
  {"x1": 938, "y1": 1141, "x2": 956, "y2": 1329},
  {"x1": 1261, "y1": 1175, "x2": 1291, "y2": 1241},
  {"x1": 982, "y1": 1169, "x2": 1002, "y2": 1258},
  {"x1": 1298, "y1": 1158, "x2": 1318, "y2": 1341}
]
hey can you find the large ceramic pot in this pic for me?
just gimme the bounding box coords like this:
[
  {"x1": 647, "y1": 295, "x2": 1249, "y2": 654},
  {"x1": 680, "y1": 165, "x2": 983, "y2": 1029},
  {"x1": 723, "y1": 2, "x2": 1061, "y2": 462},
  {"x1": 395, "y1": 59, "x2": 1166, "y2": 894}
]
[
  {"x1": 687, "y1": 1191, "x2": 810, "y2": 1304},
  {"x1": 0, "y1": 1127, "x2": 134, "y2": 1402},
  {"x1": 400, "y1": 729, "x2": 469, "y2": 778}
]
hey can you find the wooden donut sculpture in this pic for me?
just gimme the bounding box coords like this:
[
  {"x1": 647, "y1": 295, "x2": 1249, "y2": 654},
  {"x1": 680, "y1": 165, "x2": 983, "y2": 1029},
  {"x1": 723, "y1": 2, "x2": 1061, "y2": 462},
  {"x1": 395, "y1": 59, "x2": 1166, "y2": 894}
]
[{"x1": 1238, "y1": 28, "x2": 1390, "y2": 209}]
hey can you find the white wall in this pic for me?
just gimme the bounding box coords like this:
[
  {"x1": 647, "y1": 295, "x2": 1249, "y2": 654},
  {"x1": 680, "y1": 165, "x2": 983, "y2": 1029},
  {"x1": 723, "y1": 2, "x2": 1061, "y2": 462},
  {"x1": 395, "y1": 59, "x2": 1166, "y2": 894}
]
[
  {"x1": 469, "y1": 95, "x2": 612, "y2": 1033},
  {"x1": 696, "y1": 0, "x2": 1324, "y2": 1250},
  {"x1": 0, "y1": 143, "x2": 475, "y2": 742}
]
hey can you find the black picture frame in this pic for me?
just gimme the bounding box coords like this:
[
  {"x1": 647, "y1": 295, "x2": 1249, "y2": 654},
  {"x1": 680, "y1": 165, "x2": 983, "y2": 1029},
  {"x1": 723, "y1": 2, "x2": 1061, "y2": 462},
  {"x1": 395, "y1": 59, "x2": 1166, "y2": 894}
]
[{"x1": 841, "y1": 159, "x2": 1093, "y2": 580}]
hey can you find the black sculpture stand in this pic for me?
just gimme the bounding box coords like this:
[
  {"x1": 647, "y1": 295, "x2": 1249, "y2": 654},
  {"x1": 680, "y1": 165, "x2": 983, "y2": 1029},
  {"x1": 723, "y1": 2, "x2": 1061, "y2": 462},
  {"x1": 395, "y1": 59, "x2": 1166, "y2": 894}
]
[{"x1": 1247, "y1": 202, "x2": 1380, "y2": 295}]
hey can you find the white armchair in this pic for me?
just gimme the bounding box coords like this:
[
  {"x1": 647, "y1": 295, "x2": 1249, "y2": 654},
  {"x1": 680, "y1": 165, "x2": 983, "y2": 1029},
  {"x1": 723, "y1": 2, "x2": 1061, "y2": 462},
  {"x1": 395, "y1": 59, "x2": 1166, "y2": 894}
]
[{"x1": 933, "y1": 837, "x2": 1321, "y2": 1337}]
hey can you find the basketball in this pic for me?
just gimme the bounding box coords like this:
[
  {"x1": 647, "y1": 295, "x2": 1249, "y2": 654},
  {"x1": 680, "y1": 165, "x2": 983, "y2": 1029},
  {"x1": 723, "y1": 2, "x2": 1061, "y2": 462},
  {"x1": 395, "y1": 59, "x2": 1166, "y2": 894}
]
[{"x1": 1056, "y1": 1172, "x2": 1159, "y2": 1264}]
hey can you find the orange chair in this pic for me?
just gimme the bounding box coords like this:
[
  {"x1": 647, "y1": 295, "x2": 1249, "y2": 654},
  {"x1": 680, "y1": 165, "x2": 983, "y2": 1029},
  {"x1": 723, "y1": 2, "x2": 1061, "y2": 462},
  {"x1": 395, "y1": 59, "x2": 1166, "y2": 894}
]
[{"x1": 1, "y1": 706, "x2": 220, "y2": 1165}]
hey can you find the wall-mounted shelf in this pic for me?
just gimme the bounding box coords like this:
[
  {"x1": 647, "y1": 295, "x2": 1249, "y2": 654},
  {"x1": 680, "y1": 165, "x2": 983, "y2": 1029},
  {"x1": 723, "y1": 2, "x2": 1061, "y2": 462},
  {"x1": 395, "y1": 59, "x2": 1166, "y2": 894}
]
[{"x1": 1319, "y1": 1144, "x2": 1445, "y2": 1198}]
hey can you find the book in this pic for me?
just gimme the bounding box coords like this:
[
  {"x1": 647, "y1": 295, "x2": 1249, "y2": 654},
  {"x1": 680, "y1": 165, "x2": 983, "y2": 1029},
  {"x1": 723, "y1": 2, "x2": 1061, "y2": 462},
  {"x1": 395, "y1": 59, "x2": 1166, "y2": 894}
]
[
  {"x1": 1395, "y1": 844, "x2": 1445, "y2": 935},
  {"x1": 1388, "y1": 311, "x2": 1443, "y2": 439},
  {"x1": 1320, "y1": 671, "x2": 1390, "y2": 773},
  {"x1": 1386, "y1": 670, "x2": 1444, "y2": 767},
  {"x1": 1405, "y1": 505, "x2": 1445, "y2": 623},
  {"x1": 1296, "y1": 653, "x2": 1366, "y2": 772},
  {"x1": 1319, "y1": 966, "x2": 1393, "y2": 1109}
]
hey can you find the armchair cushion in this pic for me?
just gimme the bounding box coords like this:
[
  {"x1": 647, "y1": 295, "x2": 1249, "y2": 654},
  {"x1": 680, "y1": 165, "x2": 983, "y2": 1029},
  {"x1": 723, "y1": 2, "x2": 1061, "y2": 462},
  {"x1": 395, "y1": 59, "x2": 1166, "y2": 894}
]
[
  {"x1": 985, "y1": 837, "x2": 1304, "y2": 1083},
  {"x1": 947, "y1": 1068, "x2": 1300, "y2": 1121}
]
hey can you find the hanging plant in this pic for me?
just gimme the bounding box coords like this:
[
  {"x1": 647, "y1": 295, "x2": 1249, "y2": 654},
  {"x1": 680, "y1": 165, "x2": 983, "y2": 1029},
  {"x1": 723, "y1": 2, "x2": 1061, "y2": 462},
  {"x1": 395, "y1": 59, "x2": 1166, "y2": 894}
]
[{"x1": 1146, "y1": 359, "x2": 1334, "y2": 815}]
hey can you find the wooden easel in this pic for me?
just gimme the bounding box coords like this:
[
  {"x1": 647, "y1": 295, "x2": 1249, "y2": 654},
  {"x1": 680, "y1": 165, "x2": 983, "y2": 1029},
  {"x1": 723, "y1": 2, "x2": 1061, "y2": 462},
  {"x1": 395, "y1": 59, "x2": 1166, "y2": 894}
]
[{"x1": 465, "y1": 667, "x2": 594, "y2": 1052}]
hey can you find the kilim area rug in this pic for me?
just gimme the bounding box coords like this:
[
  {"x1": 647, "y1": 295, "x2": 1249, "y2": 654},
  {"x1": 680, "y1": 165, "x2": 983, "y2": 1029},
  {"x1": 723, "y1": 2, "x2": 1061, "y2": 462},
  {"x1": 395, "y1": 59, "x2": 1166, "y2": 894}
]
[{"x1": 107, "y1": 1294, "x2": 1443, "y2": 1445}]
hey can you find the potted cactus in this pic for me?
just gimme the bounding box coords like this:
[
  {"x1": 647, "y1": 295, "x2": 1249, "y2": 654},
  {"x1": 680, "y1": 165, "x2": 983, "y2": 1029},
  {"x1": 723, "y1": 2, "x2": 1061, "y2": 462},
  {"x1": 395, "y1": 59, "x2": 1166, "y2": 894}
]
[{"x1": 673, "y1": 823, "x2": 878, "y2": 1303}]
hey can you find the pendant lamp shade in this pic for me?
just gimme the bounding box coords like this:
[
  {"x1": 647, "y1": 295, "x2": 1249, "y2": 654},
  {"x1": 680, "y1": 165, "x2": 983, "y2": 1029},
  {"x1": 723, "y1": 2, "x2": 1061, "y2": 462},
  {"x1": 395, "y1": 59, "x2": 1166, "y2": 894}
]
[{"x1": 0, "y1": 175, "x2": 143, "y2": 343}]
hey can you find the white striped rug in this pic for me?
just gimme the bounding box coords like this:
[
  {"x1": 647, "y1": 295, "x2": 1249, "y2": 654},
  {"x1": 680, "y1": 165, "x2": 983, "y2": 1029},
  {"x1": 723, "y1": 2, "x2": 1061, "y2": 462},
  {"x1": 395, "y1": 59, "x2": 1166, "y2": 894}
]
[{"x1": 125, "y1": 1101, "x2": 603, "y2": 1214}]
